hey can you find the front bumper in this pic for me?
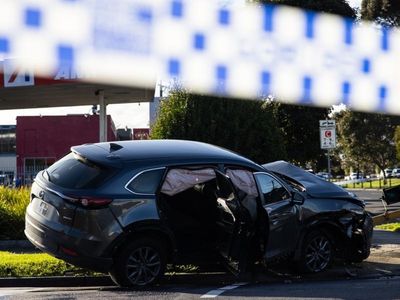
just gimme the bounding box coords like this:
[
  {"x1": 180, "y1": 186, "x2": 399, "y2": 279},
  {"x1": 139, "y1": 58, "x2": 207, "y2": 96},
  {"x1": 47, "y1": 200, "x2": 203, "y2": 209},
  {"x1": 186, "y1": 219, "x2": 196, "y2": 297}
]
[
  {"x1": 348, "y1": 213, "x2": 374, "y2": 261},
  {"x1": 25, "y1": 212, "x2": 113, "y2": 273}
]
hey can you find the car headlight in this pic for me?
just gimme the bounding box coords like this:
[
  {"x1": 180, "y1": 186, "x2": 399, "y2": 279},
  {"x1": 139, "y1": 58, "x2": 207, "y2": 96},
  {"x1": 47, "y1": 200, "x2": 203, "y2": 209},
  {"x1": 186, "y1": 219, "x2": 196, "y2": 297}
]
[
  {"x1": 343, "y1": 202, "x2": 365, "y2": 215},
  {"x1": 347, "y1": 192, "x2": 357, "y2": 198}
]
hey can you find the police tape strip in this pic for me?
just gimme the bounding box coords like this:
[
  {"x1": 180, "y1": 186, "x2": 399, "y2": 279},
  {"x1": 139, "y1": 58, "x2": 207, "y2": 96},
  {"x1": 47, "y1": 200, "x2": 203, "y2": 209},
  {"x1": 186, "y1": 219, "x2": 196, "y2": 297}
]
[{"x1": 0, "y1": 0, "x2": 399, "y2": 114}]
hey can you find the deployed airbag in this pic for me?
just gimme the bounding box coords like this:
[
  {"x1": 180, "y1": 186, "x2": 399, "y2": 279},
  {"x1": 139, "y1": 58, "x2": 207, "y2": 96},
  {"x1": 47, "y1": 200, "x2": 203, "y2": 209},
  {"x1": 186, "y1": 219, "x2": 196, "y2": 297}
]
[
  {"x1": 161, "y1": 168, "x2": 216, "y2": 196},
  {"x1": 226, "y1": 169, "x2": 258, "y2": 197}
]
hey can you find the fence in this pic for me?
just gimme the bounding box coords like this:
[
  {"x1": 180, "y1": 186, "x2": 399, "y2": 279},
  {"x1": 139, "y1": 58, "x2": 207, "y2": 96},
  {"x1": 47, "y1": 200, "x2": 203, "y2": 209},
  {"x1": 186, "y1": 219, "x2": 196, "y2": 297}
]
[
  {"x1": 0, "y1": 166, "x2": 45, "y2": 187},
  {"x1": 339, "y1": 177, "x2": 398, "y2": 189}
]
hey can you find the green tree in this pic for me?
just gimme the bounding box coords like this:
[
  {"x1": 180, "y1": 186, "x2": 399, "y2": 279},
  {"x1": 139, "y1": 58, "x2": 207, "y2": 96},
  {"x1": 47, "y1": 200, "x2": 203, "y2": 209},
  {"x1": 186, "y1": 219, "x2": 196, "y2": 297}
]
[
  {"x1": 254, "y1": 0, "x2": 356, "y2": 18},
  {"x1": 335, "y1": 109, "x2": 398, "y2": 178},
  {"x1": 361, "y1": 0, "x2": 400, "y2": 26},
  {"x1": 271, "y1": 102, "x2": 329, "y2": 168},
  {"x1": 151, "y1": 91, "x2": 286, "y2": 164},
  {"x1": 251, "y1": 0, "x2": 355, "y2": 171}
]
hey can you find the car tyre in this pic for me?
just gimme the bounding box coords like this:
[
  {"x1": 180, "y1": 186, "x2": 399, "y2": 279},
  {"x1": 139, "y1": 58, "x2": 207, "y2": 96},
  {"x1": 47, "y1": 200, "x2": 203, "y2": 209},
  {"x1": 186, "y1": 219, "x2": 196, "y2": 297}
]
[
  {"x1": 110, "y1": 238, "x2": 166, "y2": 287},
  {"x1": 297, "y1": 230, "x2": 333, "y2": 273}
]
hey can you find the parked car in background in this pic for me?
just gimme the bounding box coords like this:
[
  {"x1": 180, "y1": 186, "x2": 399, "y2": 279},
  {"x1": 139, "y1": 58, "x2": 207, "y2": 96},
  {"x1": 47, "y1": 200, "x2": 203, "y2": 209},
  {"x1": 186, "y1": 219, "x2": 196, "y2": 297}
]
[
  {"x1": 345, "y1": 173, "x2": 364, "y2": 181},
  {"x1": 316, "y1": 172, "x2": 331, "y2": 180},
  {"x1": 25, "y1": 140, "x2": 373, "y2": 287},
  {"x1": 391, "y1": 168, "x2": 400, "y2": 178},
  {"x1": 380, "y1": 168, "x2": 393, "y2": 178}
]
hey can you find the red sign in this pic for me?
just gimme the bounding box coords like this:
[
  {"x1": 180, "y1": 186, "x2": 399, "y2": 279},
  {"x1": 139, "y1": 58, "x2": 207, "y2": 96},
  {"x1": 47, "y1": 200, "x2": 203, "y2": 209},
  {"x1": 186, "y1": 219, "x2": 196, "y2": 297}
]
[{"x1": 324, "y1": 130, "x2": 332, "y2": 138}]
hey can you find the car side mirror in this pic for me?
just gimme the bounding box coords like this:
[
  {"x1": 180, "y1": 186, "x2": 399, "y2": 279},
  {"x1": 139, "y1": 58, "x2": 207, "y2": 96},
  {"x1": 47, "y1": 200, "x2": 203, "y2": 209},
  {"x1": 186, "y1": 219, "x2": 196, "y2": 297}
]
[{"x1": 292, "y1": 192, "x2": 305, "y2": 205}]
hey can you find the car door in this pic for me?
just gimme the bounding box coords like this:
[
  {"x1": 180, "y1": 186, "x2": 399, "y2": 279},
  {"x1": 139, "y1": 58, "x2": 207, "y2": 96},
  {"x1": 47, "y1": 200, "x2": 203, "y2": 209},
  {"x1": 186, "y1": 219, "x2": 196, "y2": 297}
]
[
  {"x1": 214, "y1": 170, "x2": 254, "y2": 273},
  {"x1": 253, "y1": 172, "x2": 300, "y2": 260}
]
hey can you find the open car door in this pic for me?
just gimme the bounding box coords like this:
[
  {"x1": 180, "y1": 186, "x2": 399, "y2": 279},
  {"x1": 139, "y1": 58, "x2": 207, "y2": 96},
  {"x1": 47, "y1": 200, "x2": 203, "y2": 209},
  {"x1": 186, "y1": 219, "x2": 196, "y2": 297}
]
[
  {"x1": 215, "y1": 170, "x2": 254, "y2": 274},
  {"x1": 383, "y1": 185, "x2": 400, "y2": 205}
]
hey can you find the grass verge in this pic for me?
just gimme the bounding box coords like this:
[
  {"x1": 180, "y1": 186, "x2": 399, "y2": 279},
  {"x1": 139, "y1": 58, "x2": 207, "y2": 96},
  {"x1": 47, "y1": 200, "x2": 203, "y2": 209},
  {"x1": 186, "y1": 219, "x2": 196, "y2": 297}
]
[
  {"x1": 0, "y1": 251, "x2": 97, "y2": 277},
  {"x1": 0, "y1": 251, "x2": 201, "y2": 278},
  {"x1": 339, "y1": 178, "x2": 400, "y2": 189},
  {"x1": 376, "y1": 222, "x2": 400, "y2": 232}
]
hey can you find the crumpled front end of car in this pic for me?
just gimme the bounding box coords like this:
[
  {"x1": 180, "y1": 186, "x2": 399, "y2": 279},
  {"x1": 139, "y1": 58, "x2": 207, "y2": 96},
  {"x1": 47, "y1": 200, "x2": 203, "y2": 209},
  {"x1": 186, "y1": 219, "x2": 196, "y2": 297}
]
[{"x1": 344, "y1": 212, "x2": 374, "y2": 262}]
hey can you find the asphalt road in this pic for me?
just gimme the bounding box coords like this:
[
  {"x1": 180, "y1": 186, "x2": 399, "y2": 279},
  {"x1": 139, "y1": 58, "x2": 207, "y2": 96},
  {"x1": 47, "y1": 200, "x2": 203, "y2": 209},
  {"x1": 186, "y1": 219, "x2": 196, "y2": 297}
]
[
  {"x1": 2, "y1": 276, "x2": 400, "y2": 299},
  {"x1": 347, "y1": 189, "x2": 400, "y2": 215}
]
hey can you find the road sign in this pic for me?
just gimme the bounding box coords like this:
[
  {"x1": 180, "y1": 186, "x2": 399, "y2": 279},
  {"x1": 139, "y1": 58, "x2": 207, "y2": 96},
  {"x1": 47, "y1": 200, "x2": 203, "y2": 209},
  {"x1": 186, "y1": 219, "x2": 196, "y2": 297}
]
[
  {"x1": 319, "y1": 120, "x2": 336, "y2": 127},
  {"x1": 320, "y1": 120, "x2": 336, "y2": 149}
]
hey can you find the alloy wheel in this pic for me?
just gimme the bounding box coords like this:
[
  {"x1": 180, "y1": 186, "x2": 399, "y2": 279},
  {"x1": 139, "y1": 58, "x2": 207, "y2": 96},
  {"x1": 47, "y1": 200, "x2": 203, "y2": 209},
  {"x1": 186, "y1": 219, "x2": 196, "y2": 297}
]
[
  {"x1": 125, "y1": 246, "x2": 161, "y2": 286},
  {"x1": 304, "y1": 235, "x2": 332, "y2": 272}
]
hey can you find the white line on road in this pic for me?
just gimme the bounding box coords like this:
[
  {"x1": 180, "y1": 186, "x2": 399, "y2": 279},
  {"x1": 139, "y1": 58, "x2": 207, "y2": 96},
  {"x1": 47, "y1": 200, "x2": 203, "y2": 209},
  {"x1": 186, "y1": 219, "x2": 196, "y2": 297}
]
[
  {"x1": 0, "y1": 288, "x2": 43, "y2": 299},
  {"x1": 200, "y1": 282, "x2": 248, "y2": 298}
]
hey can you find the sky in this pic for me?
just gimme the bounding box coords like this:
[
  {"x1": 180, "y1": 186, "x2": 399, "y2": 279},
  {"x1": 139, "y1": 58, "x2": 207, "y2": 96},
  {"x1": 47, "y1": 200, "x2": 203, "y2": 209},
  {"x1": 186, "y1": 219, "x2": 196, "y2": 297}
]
[
  {"x1": 349, "y1": 0, "x2": 362, "y2": 8},
  {"x1": 0, "y1": 102, "x2": 151, "y2": 129},
  {"x1": 0, "y1": 0, "x2": 362, "y2": 129}
]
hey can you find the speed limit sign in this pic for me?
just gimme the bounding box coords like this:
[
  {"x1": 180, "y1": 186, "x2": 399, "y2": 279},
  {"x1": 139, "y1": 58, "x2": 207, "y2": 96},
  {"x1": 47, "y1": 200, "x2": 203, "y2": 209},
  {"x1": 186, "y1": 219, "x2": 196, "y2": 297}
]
[{"x1": 319, "y1": 120, "x2": 336, "y2": 149}]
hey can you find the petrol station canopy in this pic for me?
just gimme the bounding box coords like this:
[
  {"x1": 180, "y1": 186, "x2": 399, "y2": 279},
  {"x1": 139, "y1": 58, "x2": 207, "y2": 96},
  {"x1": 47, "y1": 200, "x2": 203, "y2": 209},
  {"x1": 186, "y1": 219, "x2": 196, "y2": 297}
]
[{"x1": 0, "y1": 60, "x2": 154, "y2": 110}]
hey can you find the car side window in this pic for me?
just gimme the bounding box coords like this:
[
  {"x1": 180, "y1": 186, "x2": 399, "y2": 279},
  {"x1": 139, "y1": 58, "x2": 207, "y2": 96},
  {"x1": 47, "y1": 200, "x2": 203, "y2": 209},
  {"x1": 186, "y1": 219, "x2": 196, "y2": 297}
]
[
  {"x1": 126, "y1": 168, "x2": 165, "y2": 195},
  {"x1": 254, "y1": 173, "x2": 291, "y2": 205}
]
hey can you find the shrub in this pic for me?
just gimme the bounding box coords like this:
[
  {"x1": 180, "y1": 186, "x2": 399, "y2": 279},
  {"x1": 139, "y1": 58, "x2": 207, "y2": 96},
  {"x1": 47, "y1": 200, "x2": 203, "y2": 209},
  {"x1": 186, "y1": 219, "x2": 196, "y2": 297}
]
[{"x1": 0, "y1": 187, "x2": 30, "y2": 240}]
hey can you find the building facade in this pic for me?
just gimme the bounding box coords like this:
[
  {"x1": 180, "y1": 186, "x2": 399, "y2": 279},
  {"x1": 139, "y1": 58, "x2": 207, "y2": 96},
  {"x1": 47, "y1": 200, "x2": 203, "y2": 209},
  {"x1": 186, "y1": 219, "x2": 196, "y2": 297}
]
[
  {"x1": 17, "y1": 115, "x2": 116, "y2": 184},
  {"x1": 0, "y1": 125, "x2": 16, "y2": 185}
]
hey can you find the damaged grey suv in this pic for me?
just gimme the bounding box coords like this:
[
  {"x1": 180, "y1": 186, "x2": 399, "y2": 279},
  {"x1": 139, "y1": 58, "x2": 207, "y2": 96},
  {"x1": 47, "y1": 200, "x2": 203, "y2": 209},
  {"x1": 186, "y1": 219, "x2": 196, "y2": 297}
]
[{"x1": 25, "y1": 140, "x2": 372, "y2": 286}]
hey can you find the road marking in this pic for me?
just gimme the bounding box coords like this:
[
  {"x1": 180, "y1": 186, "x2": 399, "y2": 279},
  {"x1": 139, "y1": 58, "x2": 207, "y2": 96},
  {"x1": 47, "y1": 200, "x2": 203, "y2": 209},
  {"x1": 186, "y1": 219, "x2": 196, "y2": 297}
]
[
  {"x1": 200, "y1": 282, "x2": 248, "y2": 298},
  {"x1": 375, "y1": 268, "x2": 393, "y2": 274},
  {"x1": 0, "y1": 288, "x2": 42, "y2": 299}
]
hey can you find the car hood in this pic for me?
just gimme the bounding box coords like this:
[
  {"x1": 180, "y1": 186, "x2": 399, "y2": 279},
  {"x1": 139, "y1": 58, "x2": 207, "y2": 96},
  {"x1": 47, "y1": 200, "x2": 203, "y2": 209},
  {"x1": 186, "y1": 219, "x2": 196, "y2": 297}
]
[{"x1": 262, "y1": 161, "x2": 354, "y2": 199}]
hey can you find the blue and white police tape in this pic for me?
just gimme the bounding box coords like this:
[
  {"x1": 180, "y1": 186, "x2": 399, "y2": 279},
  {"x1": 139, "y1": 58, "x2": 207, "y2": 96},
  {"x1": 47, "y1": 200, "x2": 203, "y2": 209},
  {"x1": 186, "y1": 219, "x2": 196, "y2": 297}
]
[{"x1": 0, "y1": 0, "x2": 399, "y2": 114}]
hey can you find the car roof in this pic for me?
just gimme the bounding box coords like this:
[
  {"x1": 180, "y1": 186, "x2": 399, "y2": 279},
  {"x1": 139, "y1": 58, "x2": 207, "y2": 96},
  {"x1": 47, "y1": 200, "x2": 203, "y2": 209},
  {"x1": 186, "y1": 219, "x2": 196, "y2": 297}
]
[{"x1": 71, "y1": 140, "x2": 261, "y2": 168}]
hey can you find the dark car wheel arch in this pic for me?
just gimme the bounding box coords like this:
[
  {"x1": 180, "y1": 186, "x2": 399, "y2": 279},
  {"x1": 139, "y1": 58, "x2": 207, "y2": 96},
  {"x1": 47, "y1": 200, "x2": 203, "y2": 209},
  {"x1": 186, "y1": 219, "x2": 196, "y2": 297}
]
[
  {"x1": 297, "y1": 230, "x2": 334, "y2": 273},
  {"x1": 294, "y1": 221, "x2": 346, "y2": 262},
  {"x1": 110, "y1": 237, "x2": 167, "y2": 287},
  {"x1": 108, "y1": 226, "x2": 176, "y2": 264}
]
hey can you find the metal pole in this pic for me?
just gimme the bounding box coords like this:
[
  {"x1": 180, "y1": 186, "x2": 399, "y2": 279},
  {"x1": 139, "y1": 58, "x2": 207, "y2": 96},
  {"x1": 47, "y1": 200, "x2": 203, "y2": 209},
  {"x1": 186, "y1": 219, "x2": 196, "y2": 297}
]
[
  {"x1": 327, "y1": 149, "x2": 331, "y2": 182},
  {"x1": 98, "y1": 90, "x2": 107, "y2": 142}
]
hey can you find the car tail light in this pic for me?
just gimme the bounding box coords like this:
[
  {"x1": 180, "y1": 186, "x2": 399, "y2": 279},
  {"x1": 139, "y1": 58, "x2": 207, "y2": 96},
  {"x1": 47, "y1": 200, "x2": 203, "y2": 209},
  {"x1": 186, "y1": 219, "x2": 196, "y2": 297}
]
[
  {"x1": 80, "y1": 197, "x2": 113, "y2": 207},
  {"x1": 65, "y1": 196, "x2": 113, "y2": 208}
]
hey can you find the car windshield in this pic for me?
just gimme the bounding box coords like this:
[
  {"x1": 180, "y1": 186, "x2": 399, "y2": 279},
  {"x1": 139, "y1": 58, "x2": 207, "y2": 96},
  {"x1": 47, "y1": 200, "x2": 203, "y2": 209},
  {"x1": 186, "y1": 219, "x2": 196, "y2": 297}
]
[
  {"x1": 272, "y1": 172, "x2": 306, "y2": 192},
  {"x1": 46, "y1": 152, "x2": 112, "y2": 189}
]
